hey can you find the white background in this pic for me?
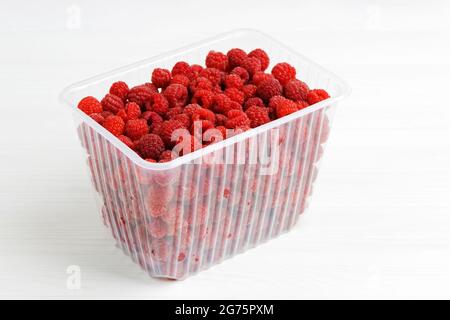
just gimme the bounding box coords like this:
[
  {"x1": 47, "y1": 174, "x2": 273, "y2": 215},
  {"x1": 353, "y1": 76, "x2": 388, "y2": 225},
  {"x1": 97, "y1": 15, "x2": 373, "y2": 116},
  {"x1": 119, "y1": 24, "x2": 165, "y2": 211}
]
[{"x1": 1, "y1": 0, "x2": 450, "y2": 299}]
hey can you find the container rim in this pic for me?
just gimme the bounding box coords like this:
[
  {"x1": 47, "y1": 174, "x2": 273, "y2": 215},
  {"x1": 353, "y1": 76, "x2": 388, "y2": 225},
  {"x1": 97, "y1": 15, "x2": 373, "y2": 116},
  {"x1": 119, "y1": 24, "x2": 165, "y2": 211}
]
[{"x1": 60, "y1": 28, "x2": 351, "y2": 171}]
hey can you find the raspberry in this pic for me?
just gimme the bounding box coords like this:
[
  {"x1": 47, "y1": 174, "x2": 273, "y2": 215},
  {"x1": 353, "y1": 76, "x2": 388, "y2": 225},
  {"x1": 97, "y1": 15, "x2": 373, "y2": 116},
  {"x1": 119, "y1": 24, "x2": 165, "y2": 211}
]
[
  {"x1": 256, "y1": 78, "x2": 282, "y2": 101},
  {"x1": 136, "y1": 134, "x2": 165, "y2": 159},
  {"x1": 231, "y1": 66, "x2": 250, "y2": 83},
  {"x1": 284, "y1": 79, "x2": 309, "y2": 101},
  {"x1": 125, "y1": 118, "x2": 149, "y2": 140},
  {"x1": 109, "y1": 81, "x2": 129, "y2": 101},
  {"x1": 268, "y1": 95, "x2": 286, "y2": 110},
  {"x1": 116, "y1": 109, "x2": 127, "y2": 121},
  {"x1": 172, "y1": 113, "x2": 191, "y2": 128},
  {"x1": 163, "y1": 84, "x2": 188, "y2": 108},
  {"x1": 252, "y1": 72, "x2": 275, "y2": 86},
  {"x1": 215, "y1": 114, "x2": 228, "y2": 126},
  {"x1": 147, "y1": 93, "x2": 169, "y2": 116},
  {"x1": 100, "y1": 111, "x2": 113, "y2": 119},
  {"x1": 89, "y1": 113, "x2": 104, "y2": 124},
  {"x1": 189, "y1": 77, "x2": 213, "y2": 93},
  {"x1": 227, "y1": 48, "x2": 247, "y2": 68},
  {"x1": 192, "y1": 89, "x2": 214, "y2": 109},
  {"x1": 184, "y1": 103, "x2": 201, "y2": 118},
  {"x1": 146, "y1": 158, "x2": 157, "y2": 163},
  {"x1": 242, "y1": 84, "x2": 257, "y2": 99},
  {"x1": 248, "y1": 49, "x2": 270, "y2": 71},
  {"x1": 225, "y1": 110, "x2": 250, "y2": 129},
  {"x1": 244, "y1": 97, "x2": 264, "y2": 110},
  {"x1": 199, "y1": 68, "x2": 223, "y2": 85},
  {"x1": 189, "y1": 64, "x2": 204, "y2": 78},
  {"x1": 245, "y1": 105, "x2": 270, "y2": 128},
  {"x1": 127, "y1": 84, "x2": 156, "y2": 106},
  {"x1": 142, "y1": 111, "x2": 163, "y2": 133},
  {"x1": 224, "y1": 88, "x2": 244, "y2": 105},
  {"x1": 191, "y1": 107, "x2": 215, "y2": 123},
  {"x1": 125, "y1": 102, "x2": 141, "y2": 120},
  {"x1": 223, "y1": 74, "x2": 243, "y2": 89},
  {"x1": 171, "y1": 61, "x2": 190, "y2": 76},
  {"x1": 297, "y1": 100, "x2": 309, "y2": 110},
  {"x1": 103, "y1": 115, "x2": 125, "y2": 136},
  {"x1": 118, "y1": 135, "x2": 134, "y2": 149},
  {"x1": 212, "y1": 93, "x2": 232, "y2": 115},
  {"x1": 276, "y1": 98, "x2": 298, "y2": 118},
  {"x1": 159, "y1": 150, "x2": 176, "y2": 162},
  {"x1": 272, "y1": 62, "x2": 296, "y2": 85},
  {"x1": 215, "y1": 125, "x2": 227, "y2": 139},
  {"x1": 158, "y1": 119, "x2": 186, "y2": 147},
  {"x1": 78, "y1": 96, "x2": 102, "y2": 115},
  {"x1": 101, "y1": 93, "x2": 124, "y2": 114},
  {"x1": 165, "y1": 107, "x2": 183, "y2": 119},
  {"x1": 151, "y1": 68, "x2": 171, "y2": 88},
  {"x1": 148, "y1": 219, "x2": 167, "y2": 239},
  {"x1": 170, "y1": 74, "x2": 190, "y2": 87},
  {"x1": 205, "y1": 51, "x2": 228, "y2": 71},
  {"x1": 241, "y1": 57, "x2": 261, "y2": 76},
  {"x1": 307, "y1": 89, "x2": 330, "y2": 105}
]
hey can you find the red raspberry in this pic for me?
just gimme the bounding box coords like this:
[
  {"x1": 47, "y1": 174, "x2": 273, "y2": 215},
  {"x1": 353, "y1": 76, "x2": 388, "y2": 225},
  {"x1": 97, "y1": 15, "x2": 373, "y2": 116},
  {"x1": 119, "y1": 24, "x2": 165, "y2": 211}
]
[
  {"x1": 148, "y1": 219, "x2": 167, "y2": 239},
  {"x1": 231, "y1": 66, "x2": 250, "y2": 83},
  {"x1": 215, "y1": 114, "x2": 227, "y2": 126},
  {"x1": 241, "y1": 57, "x2": 262, "y2": 76},
  {"x1": 224, "y1": 88, "x2": 244, "y2": 105},
  {"x1": 165, "y1": 107, "x2": 183, "y2": 119},
  {"x1": 184, "y1": 103, "x2": 201, "y2": 118},
  {"x1": 256, "y1": 78, "x2": 282, "y2": 101},
  {"x1": 101, "y1": 93, "x2": 124, "y2": 114},
  {"x1": 276, "y1": 98, "x2": 298, "y2": 118},
  {"x1": 223, "y1": 74, "x2": 243, "y2": 89},
  {"x1": 136, "y1": 134, "x2": 165, "y2": 159},
  {"x1": 170, "y1": 74, "x2": 190, "y2": 87},
  {"x1": 171, "y1": 61, "x2": 190, "y2": 76},
  {"x1": 125, "y1": 102, "x2": 141, "y2": 120},
  {"x1": 192, "y1": 89, "x2": 214, "y2": 109},
  {"x1": 159, "y1": 150, "x2": 176, "y2": 162},
  {"x1": 245, "y1": 105, "x2": 270, "y2": 128},
  {"x1": 284, "y1": 79, "x2": 309, "y2": 101},
  {"x1": 297, "y1": 100, "x2": 309, "y2": 110},
  {"x1": 191, "y1": 107, "x2": 215, "y2": 123},
  {"x1": 147, "y1": 93, "x2": 169, "y2": 116},
  {"x1": 103, "y1": 115, "x2": 125, "y2": 136},
  {"x1": 272, "y1": 62, "x2": 296, "y2": 85},
  {"x1": 189, "y1": 64, "x2": 203, "y2": 78},
  {"x1": 100, "y1": 111, "x2": 113, "y2": 119},
  {"x1": 227, "y1": 48, "x2": 247, "y2": 68},
  {"x1": 248, "y1": 49, "x2": 270, "y2": 71},
  {"x1": 158, "y1": 119, "x2": 186, "y2": 147},
  {"x1": 146, "y1": 158, "x2": 157, "y2": 163},
  {"x1": 163, "y1": 84, "x2": 188, "y2": 108},
  {"x1": 212, "y1": 93, "x2": 232, "y2": 115},
  {"x1": 109, "y1": 81, "x2": 129, "y2": 101},
  {"x1": 127, "y1": 84, "x2": 156, "y2": 106},
  {"x1": 116, "y1": 109, "x2": 127, "y2": 121},
  {"x1": 307, "y1": 89, "x2": 330, "y2": 105},
  {"x1": 252, "y1": 72, "x2": 275, "y2": 86},
  {"x1": 89, "y1": 113, "x2": 104, "y2": 124},
  {"x1": 225, "y1": 110, "x2": 250, "y2": 129},
  {"x1": 244, "y1": 97, "x2": 264, "y2": 110},
  {"x1": 189, "y1": 77, "x2": 213, "y2": 93},
  {"x1": 199, "y1": 68, "x2": 223, "y2": 85},
  {"x1": 268, "y1": 95, "x2": 286, "y2": 110},
  {"x1": 125, "y1": 118, "x2": 149, "y2": 140},
  {"x1": 215, "y1": 125, "x2": 227, "y2": 139},
  {"x1": 118, "y1": 135, "x2": 134, "y2": 149},
  {"x1": 144, "y1": 82, "x2": 158, "y2": 92},
  {"x1": 205, "y1": 51, "x2": 228, "y2": 71},
  {"x1": 78, "y1": 96, "x2": 102, "y2": 115},
  {"x1": 242, "y1": 84, "x2": 257, "y2": 99},
  {"x1": 142, "y1": 111, "x2": 163, "y2": 133},
  {"x1": 151, "y1": 68, "x2": 171, "y2": 88},
  {"x1": 172, "y1": 113, "x2": 191, "y2": 128}
]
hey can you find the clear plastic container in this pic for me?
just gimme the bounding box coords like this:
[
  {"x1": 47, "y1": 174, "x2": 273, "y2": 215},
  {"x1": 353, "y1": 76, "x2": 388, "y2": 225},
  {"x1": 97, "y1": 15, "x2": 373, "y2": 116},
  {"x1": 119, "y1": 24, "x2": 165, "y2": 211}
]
[{"x1": 60, "y1": 29, "x2": 350, "y2": 280}]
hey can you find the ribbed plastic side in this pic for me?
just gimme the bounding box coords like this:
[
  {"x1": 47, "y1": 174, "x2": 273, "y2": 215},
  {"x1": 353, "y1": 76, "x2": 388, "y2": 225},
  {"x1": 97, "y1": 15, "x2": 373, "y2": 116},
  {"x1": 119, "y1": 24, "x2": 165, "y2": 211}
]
[{"x1": 76, "y1": 103, "x2": 335, "y2": 279}]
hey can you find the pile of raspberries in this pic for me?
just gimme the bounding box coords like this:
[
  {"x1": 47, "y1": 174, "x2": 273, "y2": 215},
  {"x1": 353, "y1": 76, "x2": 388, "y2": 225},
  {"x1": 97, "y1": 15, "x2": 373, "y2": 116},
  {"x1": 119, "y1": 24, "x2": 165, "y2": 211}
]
[{"x1": 77, "y1": 48, "x2": 329, "y2": 162}]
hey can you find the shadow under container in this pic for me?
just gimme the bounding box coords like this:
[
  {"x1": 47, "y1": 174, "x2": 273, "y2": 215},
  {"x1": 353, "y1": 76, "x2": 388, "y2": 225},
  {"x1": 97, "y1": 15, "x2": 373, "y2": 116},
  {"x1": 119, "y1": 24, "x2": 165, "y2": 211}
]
[{"x1": 60, "y1": 29, "x2": 350, "y2": 280}]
